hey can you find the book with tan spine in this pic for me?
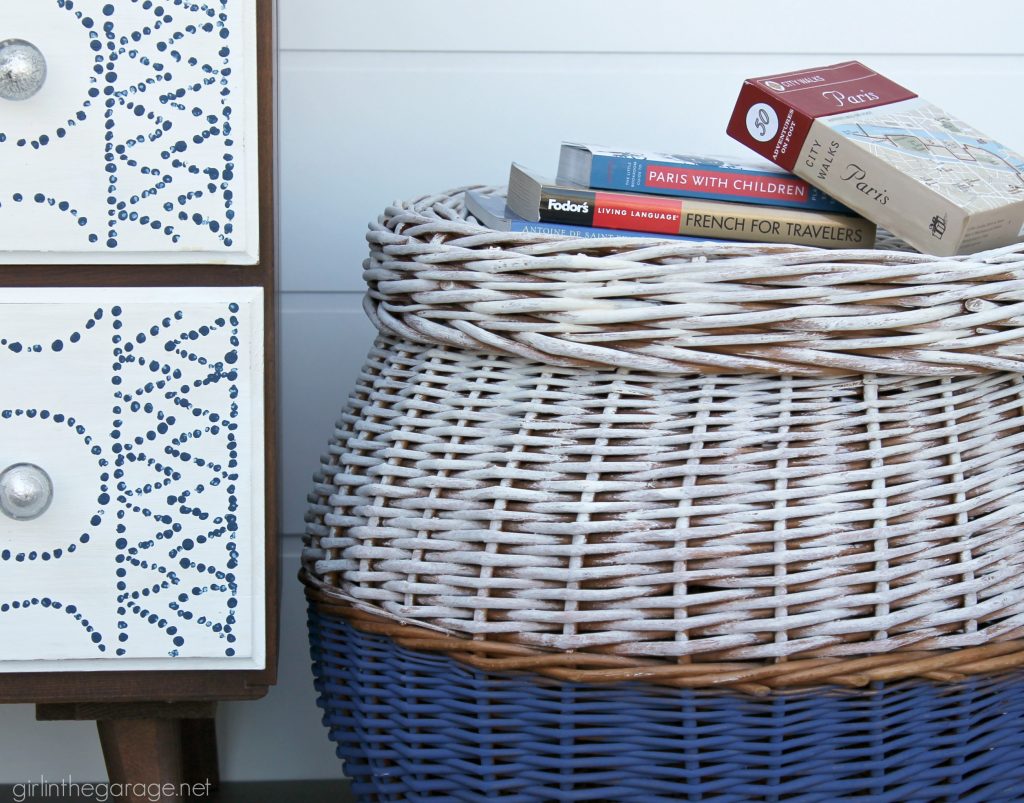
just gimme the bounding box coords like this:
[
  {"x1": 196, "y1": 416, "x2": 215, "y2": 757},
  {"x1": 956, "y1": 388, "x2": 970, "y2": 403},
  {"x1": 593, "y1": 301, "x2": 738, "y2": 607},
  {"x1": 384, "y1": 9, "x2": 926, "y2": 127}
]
[
  {"x1": 507, "y1": 163, "x2": 876, "y2": 248},
  {"x1": 726, "y1": 61, "x2": 1024, "y2": 255}
]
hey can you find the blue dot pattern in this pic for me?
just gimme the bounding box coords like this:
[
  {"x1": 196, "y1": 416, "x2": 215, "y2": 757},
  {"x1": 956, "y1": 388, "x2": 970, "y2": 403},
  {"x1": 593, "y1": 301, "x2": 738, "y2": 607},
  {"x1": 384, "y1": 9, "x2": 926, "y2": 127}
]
[
  {"x1": 0, "y1": 299, "x2": 249, "y2": 660},
  {"x1": 0, "y1": 598, "x2": 106, "y2": 652},
  {"x1": 1, "y1": 306, "x2": 106, "y2": 354},
  {"x1": 111, "y1": 302, "x2": 242, "y2": 657},
  {"x1": 0, "y1": 0, "x2": 243, "y2": 253}
]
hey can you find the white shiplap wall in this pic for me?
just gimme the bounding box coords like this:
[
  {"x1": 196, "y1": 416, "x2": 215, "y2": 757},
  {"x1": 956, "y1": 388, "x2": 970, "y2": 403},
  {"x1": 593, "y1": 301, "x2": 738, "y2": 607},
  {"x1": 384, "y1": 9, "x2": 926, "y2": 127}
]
[{"x1": 2, "y1": 0, "x2": 1022, "y2": 783}]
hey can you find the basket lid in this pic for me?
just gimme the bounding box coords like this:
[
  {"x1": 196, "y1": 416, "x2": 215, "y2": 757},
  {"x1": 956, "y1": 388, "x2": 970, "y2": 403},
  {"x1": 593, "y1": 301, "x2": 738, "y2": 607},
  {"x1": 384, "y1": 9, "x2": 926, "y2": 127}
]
[{"x1": 362, "y1": 188, "x2": 1024, "y2": 378}]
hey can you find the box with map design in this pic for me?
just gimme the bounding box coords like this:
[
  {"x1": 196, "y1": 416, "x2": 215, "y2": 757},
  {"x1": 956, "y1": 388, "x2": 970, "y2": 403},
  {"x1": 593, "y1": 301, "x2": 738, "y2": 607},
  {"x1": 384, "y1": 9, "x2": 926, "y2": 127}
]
[{"x1": 726, "y1": 61, "x2": 1024, "y2": 256}]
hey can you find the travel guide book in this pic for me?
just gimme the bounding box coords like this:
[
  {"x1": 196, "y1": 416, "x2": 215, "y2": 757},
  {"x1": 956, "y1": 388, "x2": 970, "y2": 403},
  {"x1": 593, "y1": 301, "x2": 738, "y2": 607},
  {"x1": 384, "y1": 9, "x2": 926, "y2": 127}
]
[
  {"x1": 558, "y1": 142, "x2": 850, "y2": 213},
  {"x1": 464, "y1": 190, "x2": 718, "y2": 242},
  {"x1": 507, "y1": 163, "x2": 876, "y2": 248},
  {"x1": 727, "y1": 60, "x2": 1024, "y2": 255}
]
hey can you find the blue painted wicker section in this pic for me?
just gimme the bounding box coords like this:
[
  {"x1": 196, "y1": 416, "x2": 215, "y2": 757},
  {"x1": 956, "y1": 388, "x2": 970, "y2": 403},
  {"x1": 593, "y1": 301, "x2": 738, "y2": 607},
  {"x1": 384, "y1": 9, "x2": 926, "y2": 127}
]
[{"x1": 309, "y1": 607, "x2": 1024, "y2": 802}]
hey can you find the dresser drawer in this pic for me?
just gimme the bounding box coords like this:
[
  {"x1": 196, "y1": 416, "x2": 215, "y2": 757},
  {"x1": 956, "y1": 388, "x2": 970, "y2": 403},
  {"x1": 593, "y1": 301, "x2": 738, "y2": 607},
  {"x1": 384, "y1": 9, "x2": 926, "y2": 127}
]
[
  {"x1": 0, "y1": 1, "x2": 258, "y2": 264},
  {"x1": 0, "y1": 287, "x2": 264, "y2": 670}
]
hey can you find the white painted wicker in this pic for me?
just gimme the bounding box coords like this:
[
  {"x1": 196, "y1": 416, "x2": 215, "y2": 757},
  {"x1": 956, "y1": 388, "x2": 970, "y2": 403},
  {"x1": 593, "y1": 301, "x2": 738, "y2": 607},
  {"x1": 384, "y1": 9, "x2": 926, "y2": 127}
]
[{"x1": 304, "y1": 188, "x2": 1024, "y2": 665}]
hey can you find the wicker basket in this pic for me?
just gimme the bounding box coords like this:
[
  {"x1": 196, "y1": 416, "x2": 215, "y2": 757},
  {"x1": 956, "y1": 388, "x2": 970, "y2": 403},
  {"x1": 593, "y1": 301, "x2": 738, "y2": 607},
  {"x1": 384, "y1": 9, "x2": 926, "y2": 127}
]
[{"x1": 302, "y1": 187, "x2": 1024, "y2": 800}]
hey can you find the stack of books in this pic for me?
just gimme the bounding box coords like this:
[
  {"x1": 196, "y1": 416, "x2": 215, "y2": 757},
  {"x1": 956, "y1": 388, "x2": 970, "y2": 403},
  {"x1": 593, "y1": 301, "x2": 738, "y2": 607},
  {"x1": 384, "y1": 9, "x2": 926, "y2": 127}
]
[
  {"x1": 465, "y1": 61, "x2": 1024, "y2": 255},
  {"x1": 467, "y1": 143, "x2": 877, "y2": 248}
]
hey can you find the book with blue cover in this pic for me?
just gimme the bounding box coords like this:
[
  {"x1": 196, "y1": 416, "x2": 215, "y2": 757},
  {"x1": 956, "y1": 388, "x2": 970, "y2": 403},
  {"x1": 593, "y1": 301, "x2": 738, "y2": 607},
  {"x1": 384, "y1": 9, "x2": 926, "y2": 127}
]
[
  {"x1": 464, "y1": 190, "x2": 717, "y2": 242},
  {"x1": 558, "y1": 142, "x2": 850, "y2": 213}
]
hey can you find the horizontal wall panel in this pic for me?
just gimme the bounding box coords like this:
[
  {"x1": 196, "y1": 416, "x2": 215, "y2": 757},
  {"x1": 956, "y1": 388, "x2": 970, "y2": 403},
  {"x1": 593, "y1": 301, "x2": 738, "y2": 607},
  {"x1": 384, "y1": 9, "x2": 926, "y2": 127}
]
[
  {"x1": 280, "y1": 1, "x2": 1024, "y2": 55},
  {"x1": 279, "y1": 51, "x2": 1024, "y2": 292},
  {"x1": 278, "y1": 293, "x2": 378, "y2": 537}
]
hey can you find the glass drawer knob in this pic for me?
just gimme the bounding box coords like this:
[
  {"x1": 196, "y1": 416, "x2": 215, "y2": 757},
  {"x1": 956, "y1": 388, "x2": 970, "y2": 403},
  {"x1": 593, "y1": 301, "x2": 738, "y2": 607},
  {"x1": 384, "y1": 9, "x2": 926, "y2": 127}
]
[
  {"x1": 0, "y1": 463, "x2": 54, "y2": 521},
  {"x1": 0, "y1": 39, "x2": 47, "y2": 101}
]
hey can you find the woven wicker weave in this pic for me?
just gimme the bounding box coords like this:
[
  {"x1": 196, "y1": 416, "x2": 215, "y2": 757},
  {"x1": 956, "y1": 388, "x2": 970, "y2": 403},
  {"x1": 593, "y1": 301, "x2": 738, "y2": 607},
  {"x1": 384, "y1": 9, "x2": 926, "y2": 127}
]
[
  {"x1": 362, "y1": 188, "x2": 1024, "y2": 376},
  {"x1": 310, "y1": 607, "x2": 1024, "y2": 802},
  {"x1": 303, "y1": 188, "x2": 1024, "y2": 688}
]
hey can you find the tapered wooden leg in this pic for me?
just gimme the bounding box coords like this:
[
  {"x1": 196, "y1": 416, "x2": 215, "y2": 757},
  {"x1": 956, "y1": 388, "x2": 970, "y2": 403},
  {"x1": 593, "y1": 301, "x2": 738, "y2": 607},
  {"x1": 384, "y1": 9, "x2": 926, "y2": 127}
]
[
  {"x1": 97, "y1": 718, "x2": 185, "y2": 803},
  {"x1": 37, "y1": 701, "x2": 218, "y2": 802},
  {"x1": 181, "y1": 717, "x2": 220, "y2": 791}
]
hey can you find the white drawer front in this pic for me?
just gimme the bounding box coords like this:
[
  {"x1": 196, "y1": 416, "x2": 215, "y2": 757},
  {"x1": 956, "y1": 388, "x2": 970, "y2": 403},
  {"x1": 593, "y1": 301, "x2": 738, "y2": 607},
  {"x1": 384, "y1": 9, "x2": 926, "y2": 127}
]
[
  {"x1": 0, "y1": 287, "x2": 264, "y2": 670},
  {"x1": 0, "y1": 1, "x2": 258, "y2": 264}
]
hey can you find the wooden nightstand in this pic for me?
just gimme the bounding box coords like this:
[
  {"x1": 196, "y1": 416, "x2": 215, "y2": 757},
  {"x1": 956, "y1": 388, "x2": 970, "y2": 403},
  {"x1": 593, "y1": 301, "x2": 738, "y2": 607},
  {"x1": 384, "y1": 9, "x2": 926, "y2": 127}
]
[{"x1": 0, "y1": 1, "x2": 276, "y2": 798}]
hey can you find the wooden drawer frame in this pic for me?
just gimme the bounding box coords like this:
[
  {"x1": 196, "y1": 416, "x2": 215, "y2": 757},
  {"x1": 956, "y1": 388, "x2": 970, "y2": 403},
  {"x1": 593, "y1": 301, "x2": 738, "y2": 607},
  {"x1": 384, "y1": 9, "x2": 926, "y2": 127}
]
[{"x1": 0, "y1": 0, "x2": 276, "y2": 705}]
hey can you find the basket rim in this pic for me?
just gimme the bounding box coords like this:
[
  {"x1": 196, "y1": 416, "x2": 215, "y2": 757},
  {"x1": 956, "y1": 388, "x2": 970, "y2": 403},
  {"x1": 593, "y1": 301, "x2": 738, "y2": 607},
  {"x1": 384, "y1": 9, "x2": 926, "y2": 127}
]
[
  {"x1": 363, "y1": 187, "x2": 1024, "y2": 378},
  {"x1": 303, "y1": 570, "x2": 1024, "y2": 694}
]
